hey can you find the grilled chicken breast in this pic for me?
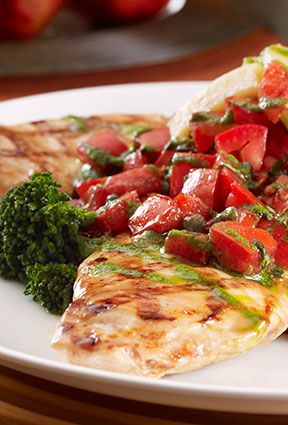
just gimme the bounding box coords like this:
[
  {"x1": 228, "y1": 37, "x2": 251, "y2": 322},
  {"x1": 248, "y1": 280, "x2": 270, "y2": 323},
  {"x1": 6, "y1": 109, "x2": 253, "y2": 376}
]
[
  {"x1": 52, "y1": 236, "x2": 288, "y2": 378},
  {"x1": 0, "y1": 114, "x2": 166, "y2": 196}
]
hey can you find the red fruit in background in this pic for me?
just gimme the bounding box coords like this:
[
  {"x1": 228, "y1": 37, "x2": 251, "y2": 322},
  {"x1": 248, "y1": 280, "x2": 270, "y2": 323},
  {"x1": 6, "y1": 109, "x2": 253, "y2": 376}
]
[
  {"x1": 68, "y1": 0, "x2": 169, "y2": 25},
  {"x1": 0, "y1": 0, "x2": 63, "y2": 40}
]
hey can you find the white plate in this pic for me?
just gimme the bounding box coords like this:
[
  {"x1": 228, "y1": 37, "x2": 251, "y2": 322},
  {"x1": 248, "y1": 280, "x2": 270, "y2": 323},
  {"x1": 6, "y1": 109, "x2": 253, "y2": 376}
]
[{"x1": 1, "y1": 82, "x2": 288, "y2": 415}]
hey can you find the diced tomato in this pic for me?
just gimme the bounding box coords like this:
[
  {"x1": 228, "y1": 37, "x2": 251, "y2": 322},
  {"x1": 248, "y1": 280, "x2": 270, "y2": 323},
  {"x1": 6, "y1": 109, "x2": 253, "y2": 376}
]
[
  {"x1": 165, "y1": 230, "x2": 209, "y2": 264},
  {"x1": 87, "y1": 132, "x2": 128, "y2": 156},
  {"x1": 154, "y1": 150, "x2": 175, "y2": 167},
  {"x1": 95, "y1": 191, "x2": 140, "y2": 234},
  {"x1": 123, "y1": 150, "x2": 147, "y2": 171},
  {"x1": 263, "y1": 175, "x2": 288, "y2": 214},
  {"x1": 215, "y1": 124, "x2": 268, "y2": 172},
  {"x1": 237, "y1": 209, "x2": 259, "y2": 227},
  {"x1": 137, "y1": 127, "x2": 170, "y2": 152},
  {"x1": 259, "y1": 61, "x2": 288, "y2": 123},
  {"x1": 225, "y1": 183, "x2": 261, "y2": 208},
  {"x1": 272, "y1": 223, "x2": 287, "y2": 241},
  {"x1": 210, "y1": 221, "x2": 277, "y2": 274},
  {"x1": 169, "y1": 162, "x2": 191, "y2": 198},
  {"x1": 182, "y1": 169, "x2": 219, "y2": 210},
  {"x1": 75, "y1": 177, "x2": 106, "y2": 201},
  {"x1": 174, "y1": 193, "x2": 212, "y2": 220},
  {"x1": 216, "y1": 166, "x2": 244, "y2": 210},
  {"x1": 275, "y1": 240, "x2": 288, "y2": 268},
  {"x1": 104, "y1": 165, "x2": 162, "y2": 198},
  {"x1": 129, "y1": 194, "x2": 181, "y2": 235},
  {"x1": 225, "y1": 96, "x2": 271, "y2": 126},
  {"x1": 266, "y1": 122, "x2": 288, "y2": 159},
  {"x1": 85, "y1": 184, "x2": 108, "y2": 210},
  {"x1": 191, "y1": 122, "x2": 232, "y2": 153}
]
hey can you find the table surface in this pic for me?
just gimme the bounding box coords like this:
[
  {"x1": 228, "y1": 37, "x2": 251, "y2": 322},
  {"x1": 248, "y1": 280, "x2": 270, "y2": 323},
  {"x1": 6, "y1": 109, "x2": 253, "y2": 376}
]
[{"x1": 1, "y1": 28, "x2": 287, "y2": 425}]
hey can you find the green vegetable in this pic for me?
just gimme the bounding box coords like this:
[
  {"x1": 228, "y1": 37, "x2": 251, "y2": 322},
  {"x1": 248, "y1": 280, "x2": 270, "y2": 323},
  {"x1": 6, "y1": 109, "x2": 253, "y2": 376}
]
[
  {"x1": 217, "y1": 151, "x2": 255, "y2": 189},
  {"x1": 206, "y1": 207, "x2": 238, "y2": 227},
  {"x1": 191, "y1": 109, "x2": 233, "y2": 124},
  {"x1": 73, "y1": 163, "x2": 103, "y2": 186},
  {"x1": 122, "y1": 124, "x2": 152, "y2": 139},
  {"x1": 247, "y1": 204, "x2": 275, "y2": 220},
  {"x1": 259, "y1": 97, "x2": 286, "y2": 110},
  {"x1": 24, "y1": 263, "x2": 76, "y2": 315},
  {"x1": 227, "y1": 98, "x2": 262, "y2": 112},
  {"x1": 269, "y1": 153, "x2": 288, "y2": 178},
  {"x1": 171, "y1": 153, "x2": 209, "y2": 167},
  {"x1": 165, "y1": 136, "x2": 194, "y2": 152},
  {"x1": 82, "y1": 144, "x2": 124, "y2": 169},
  {"x1": 225, "y1": 228, "x2": 253, "y2": 249},
  {"x1": 66, "y1": 115, "x2": 87, "y2": 131},
  {"x1": 0, "y1": 173, "x2": 98, "y2": 313},
  {"x1": 183, "y1": 214, "x2": 206, "y2": 232}
]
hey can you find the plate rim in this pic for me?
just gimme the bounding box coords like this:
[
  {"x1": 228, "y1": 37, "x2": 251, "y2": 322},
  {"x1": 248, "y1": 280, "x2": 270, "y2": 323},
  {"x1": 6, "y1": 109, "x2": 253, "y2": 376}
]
[{"x1": 1, "y1": 81, "x2": 288, "y2": 414}]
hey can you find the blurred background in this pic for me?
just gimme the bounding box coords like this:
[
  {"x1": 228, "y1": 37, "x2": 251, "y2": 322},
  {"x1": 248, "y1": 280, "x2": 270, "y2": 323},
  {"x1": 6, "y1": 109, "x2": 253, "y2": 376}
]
[{"x1": 0, "y1": 0, "x2": 287, "y2": 97}]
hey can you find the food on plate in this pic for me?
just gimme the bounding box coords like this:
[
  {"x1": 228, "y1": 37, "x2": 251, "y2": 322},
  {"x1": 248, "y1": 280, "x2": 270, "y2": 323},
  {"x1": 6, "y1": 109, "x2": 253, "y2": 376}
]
[
  {"x1": 2, "y1": 44, "x2": 288, "y2": 378},
  {"x1": 0, "y1": 114, "x2": 166, "y2": 197},
  {"x1": 52, "y1": 233, "x2": 288, "y2": 377}
]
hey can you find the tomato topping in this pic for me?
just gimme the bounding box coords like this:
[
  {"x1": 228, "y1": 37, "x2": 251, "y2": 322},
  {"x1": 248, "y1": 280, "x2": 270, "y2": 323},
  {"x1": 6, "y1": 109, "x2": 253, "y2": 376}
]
[
  {"x1": 216, "y1": 166, "x2": 244, "y2": 211},
  {"x1": 85, "y1": 184, "x2": 108, "y2": 210},
  {"x1": 225, "y1": 183, "x2": 261, "y2": 208},
  {"x1": 266, "y1": 122, "x2": 288, "y2": 159},
  {"x1": 182, "y1": 169, "x2": 219, "y2": 210},
  {"x1": 174, "y1": 193, "x2": 212, "y2": 220},
  {"x1": 87, "y1": 132, "x2": 128, "y2": 156},
  {"x1": 237, "y1": 209, "x2": 259, "y2": 227},
  {"x1": 129, "y1": 194, "x2": 181, "y2": 235},
  {"x1": 104, "y1": 165, "x2": 162, "y2": 198},
  {"x1": 191, "y1": 122, "x2": 232, "y2": 153},
  {"x1": 263, "y1": 175, "x2": 288, "y2": 213},
  {"x1": 225, "y1": 97, "x2": 271, "y2": 126},
  {"x1": 215, "y1": 124, "x2": 268, "y2": 172},
  {"x1": 259, "y1": 62, "x2": 288, "y2": 123},
  {"x1": 275, "y1": 240, "x2": 288, "y2": 268},
  {"x1": 154, "y1": 150, "x2": 175, "y2": 167},
  {"x1": 75, "y1": 177, "x2": 106, "y2": 201},
  {"x1": 165, "y1": 230, "x2": 209, "y2": 264},
  {"x1": 123, "y1": 150, "x2": 147, "y2": 171},
  {"x1": 95, "y1": 191, "x2": 140, "y2": 234},
  {"x1": 210, "y1": 221, "x2": 277, "y2": 274},
  {"x1": 137, "y1": 127, "x2": 170, "y2": 152}
]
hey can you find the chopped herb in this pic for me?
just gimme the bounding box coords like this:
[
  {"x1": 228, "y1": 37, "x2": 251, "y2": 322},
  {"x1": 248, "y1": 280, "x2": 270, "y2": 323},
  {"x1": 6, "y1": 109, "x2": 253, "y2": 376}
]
[
  {"x1": 134, "y1": 230, "x2": 165, "y2": 249},
  {"x1": 140, "y1": 144, "x2": 155, "y2": 153},
  {"x1": 246, "y1": 241, "x2": 275, "y2": 287},
  {"x1": 225, "y1": 228, "x2": 253, "y2": 249},
  {"x1": 191, "y1": 109, "x2": 234, "y2": 124},
  {"x1": 73, "y1": 163, "x2": 103, "y2": 186},
  {"x1": 259, "y1": 97, "x2": 286, "y2": 110},
  {"x1": 183, "y1": 214, "x2": 206, "y2": 233},
  {"x1": 217, "y1": 151, "x2": 255, "y2": 189},
  {"x1": 122, "y1": 124, "x2": 152, "y2": 139},
  {"x1": 82, "y1": 144, "x2": 124, "y2": 169},
  {"x1": 248, "y1": 204, "x2": 275, "y2": 220},
  {"x1": 168, "y1": 229, "x2": 211, "y2": 252},
  {"x1": 126, "y1": 200, "x2": 141, "y2": 217},
  {"x1": 165, "y1": 136, "x2": 195, "y2": 152},
  {"x1": 269, "y1": 153, "x2": 288, "y2": 178},
  {"x1": 93, "y1": 262, "x2": 143, "y2": 278},
  {"x1": 227, "y1": 98, "x2": 262, "y2": 112},
  {"x1": 206, "y1": 207, "x2": 238, "y2": 227},
  {"x1": 171, "y1": 153, "x2": 209, "y2": 167},
  {"x1": 66, "y1": 115, "x2": 87, "y2": 131}
]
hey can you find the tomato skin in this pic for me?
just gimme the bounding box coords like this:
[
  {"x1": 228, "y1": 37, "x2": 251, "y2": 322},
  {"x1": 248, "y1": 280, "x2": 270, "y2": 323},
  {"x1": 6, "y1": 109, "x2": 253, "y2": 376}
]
[
  {"x1": 95, "y1": 191, "x2": 140, "y2": 234},
  {"x1": 263, "y1": 175, "x2": 288, "y2": 214},
  {"x1": 215, "y1": 124, "x2": 268, "y2": 172},
  {"x1": 266, "y1": 122, "x2": 288, "y2": 158},
  {"x1": 87, "y1": 132, "x2": 128, "y2": 156},
  {"x1": 123, "y1": 150, "x2": 147, "y2": 171},
  {"x1": 210, "y1": 221, "x2": 277, "y2": 274},
  {"x1": 154, "y1": 150, "x2": 175, "y2": 167},
  {"x1": 237, "y1": 209, "x2": 259, "y2": 227},
  {"x1": 75, "y1": 178, "x2": 106, "y2": 201},
  {"x1": 174, "y1": 193, "x2": 212, "y2": 221},
  {"x1": 85, "y1": 184, "x2": 108, "y2": 211},
  {"x1": 225, "y1": 183, "x2": 261, "y2": 208},
  {"x1": 191, "y1": 122, "x2": 232, "y2": 153},
  {"x1": 129, "y1": 194, "x2": 181, "y2": 235},
  {"x1": 169, "y1": 162, "x2": 191, "y2": 198},
  {"x1": 182, "y1": 169, "x2": 219, "y2": 210},
  {"x1": 137, "y1": 127, "x2": 170, "y2": 152},
  {"x1": 217, "y1": 166, "x2": 244, "y2": 211},
  {"x1": 104, "y1": 165, "x2": 162, "y2": 198},
  {"x1": 259, "y1": 61, "x2": 288, "y2": 123},
  {"x1": 165, "y1": 231, "x2": 209, "y2": 264},
  {"x1": 275, "y1": 240, "x2": 288, "y2": 268}
]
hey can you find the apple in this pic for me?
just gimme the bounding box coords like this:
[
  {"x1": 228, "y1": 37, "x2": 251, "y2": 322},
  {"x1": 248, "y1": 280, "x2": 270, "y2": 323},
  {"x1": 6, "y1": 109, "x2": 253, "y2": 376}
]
[
  {"x1": 0, "y1": 0, "x2": 63, "y2": 40},
  {"x1": 68, "y1": 0, "x2": 169, "y2": 25}
]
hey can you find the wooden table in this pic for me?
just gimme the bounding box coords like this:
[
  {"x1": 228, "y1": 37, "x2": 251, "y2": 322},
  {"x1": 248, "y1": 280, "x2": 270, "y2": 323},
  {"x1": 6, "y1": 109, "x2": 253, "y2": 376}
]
[{"x1": 1, "y1": 28, "x2": 287, "y2": 424}]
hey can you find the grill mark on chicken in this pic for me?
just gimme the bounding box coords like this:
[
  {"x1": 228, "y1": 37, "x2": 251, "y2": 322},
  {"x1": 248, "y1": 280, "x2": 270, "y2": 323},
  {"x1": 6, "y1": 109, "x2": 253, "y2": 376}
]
[
  {"x1": 200, "y1": 295, "x2": 228, "y2": 323},
  {"x1": 0, "y1": 114, "x2": 167, "y2": 196}
]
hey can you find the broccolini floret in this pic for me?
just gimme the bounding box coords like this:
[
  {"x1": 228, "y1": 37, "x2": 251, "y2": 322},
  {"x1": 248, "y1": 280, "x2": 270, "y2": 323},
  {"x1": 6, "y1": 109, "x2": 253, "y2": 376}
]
[
  {"x1": 0, "y1": 172, "x2": 96, "y2": 281},
  {"x1": 0, "y1": 172, "x2": 99, "y2": 314},
  {"x1": 24, "y1": 263, "x2": 77, "y2": 314}
]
